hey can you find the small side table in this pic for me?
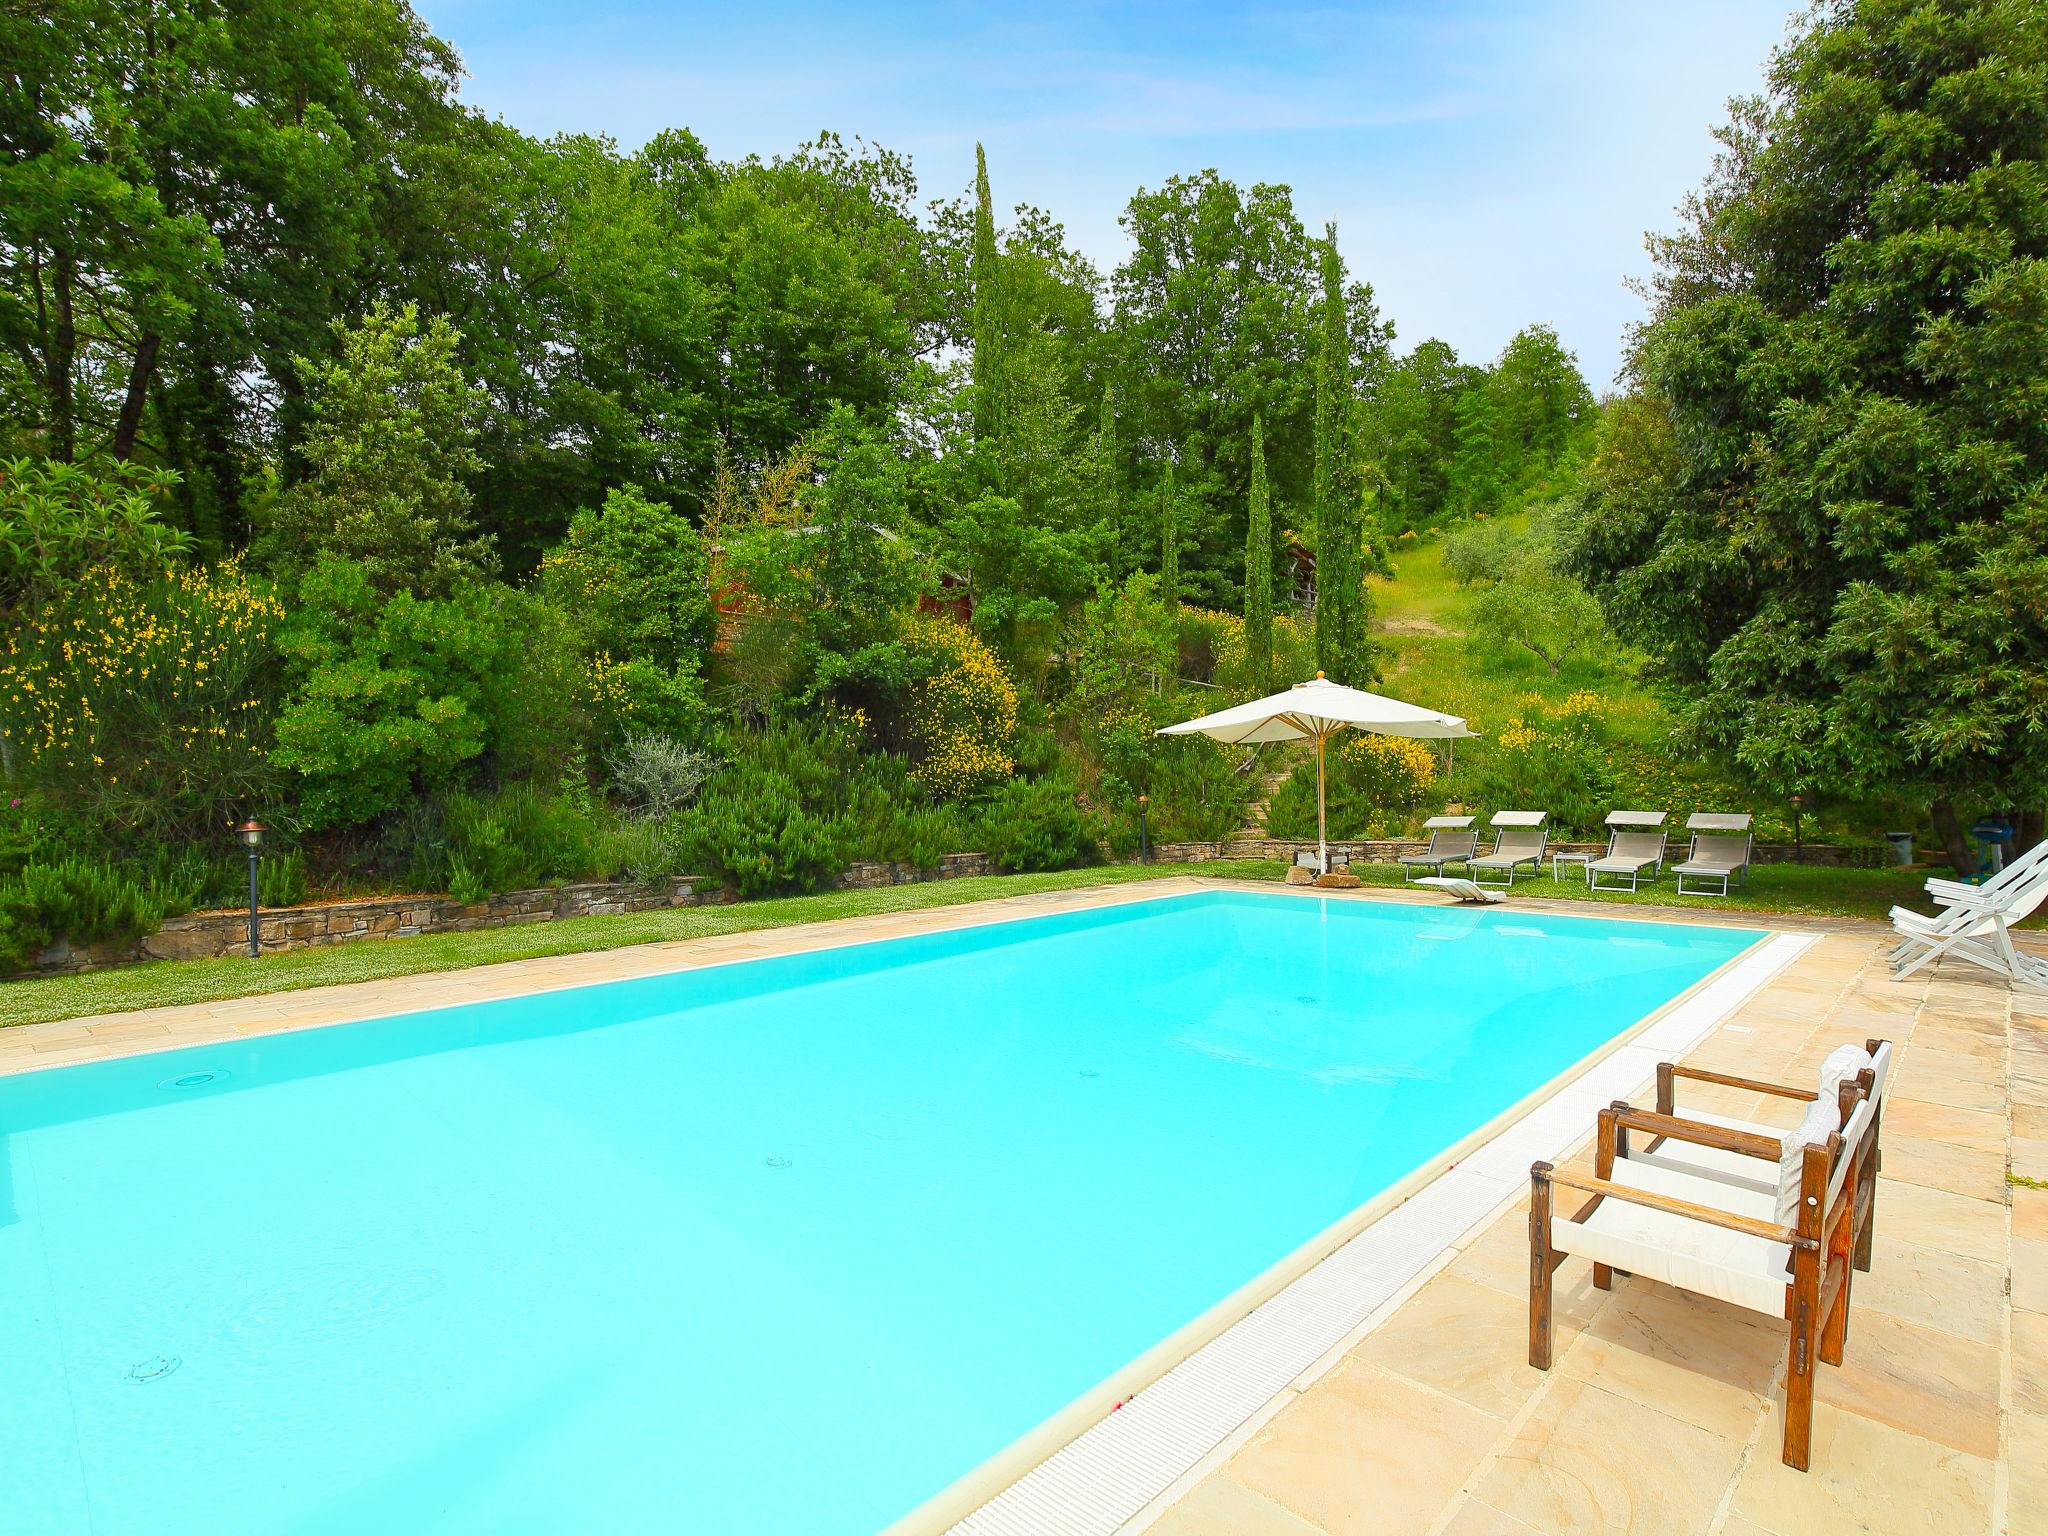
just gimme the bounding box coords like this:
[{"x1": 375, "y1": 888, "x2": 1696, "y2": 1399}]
[{"x1": 1551, "y1": 851, "x2": 1595, "y2": 885}]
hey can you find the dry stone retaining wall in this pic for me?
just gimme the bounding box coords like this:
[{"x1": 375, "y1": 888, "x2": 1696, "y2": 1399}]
[{"x1": 30, "y1": 852, "x2": 1007, "y2": 976}]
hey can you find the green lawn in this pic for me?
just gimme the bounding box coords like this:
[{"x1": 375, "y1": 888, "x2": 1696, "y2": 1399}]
[
  {"x1": 1, "y1": 861, "x2": 1285, "y2": 1031},
  {"x1": 4, "y1": 855, "x2": 1947, "y2": 1033}
]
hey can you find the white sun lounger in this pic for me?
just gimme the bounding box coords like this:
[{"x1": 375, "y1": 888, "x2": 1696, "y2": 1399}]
[
  {"x1": 1414, "y1": 876, "x2": 1505, "y2": 904},
  {"x1": 1673, "y1": 812, "x2": 1753, "y2": 896},
  {"x1": 1923, "y1": 835, "x2": 2048, "y2": 907},
  {"x1": 1398, "y1": 815, "x2": 1479, "y2": 882},
  {"x1": 1586, "y1": 810, "x2": 1668, "y2": 891},
  {"x1": 1467, "y1": 810, "x2": 1548, "y2": 889},
  {"x1": 1889, "y1": 859, "x2": 2048, "y2": 989}
]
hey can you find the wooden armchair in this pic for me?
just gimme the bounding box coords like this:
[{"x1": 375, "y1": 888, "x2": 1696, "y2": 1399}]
[
  {"x1": 1529, "y1": 1086, "x2": 1877, "y2": 1471},
  {"x1": 1637, "y1": 1040, "x2": 1890, "y2": 1272}
]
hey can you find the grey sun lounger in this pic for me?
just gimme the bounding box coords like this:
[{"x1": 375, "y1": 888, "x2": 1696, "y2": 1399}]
[
  {"x1": 1399, "y1": 815, "x2": 1479, "y2": 882},
  {"x1": 1673, "y1": 812, "x2": 1754, "y2": 896},
  {"x1": 1468, "y1": 810, "x2": 1549, "y2": 889},
  {"x1": 1587, "y1": 810, "x2": 1668, "y2": 892}
]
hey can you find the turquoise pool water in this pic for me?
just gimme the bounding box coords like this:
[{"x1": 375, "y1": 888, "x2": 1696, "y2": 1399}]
[{"x1": 1, "y1": 891, "x2": 1758, "y2": 1534}]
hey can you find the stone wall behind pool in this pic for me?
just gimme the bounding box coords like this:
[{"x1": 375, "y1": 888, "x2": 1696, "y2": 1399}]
[{"x1": 24, "y1": 853, "x2": 1006, "y2": 976}]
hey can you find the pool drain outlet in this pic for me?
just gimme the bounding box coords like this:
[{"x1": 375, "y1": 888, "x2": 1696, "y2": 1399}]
[
  {"x1": 128, "y1": 1355, "x2": 181, "y2": 1384},
  {"x1": 158, "y1": 1069, "x2": 230, "y2": 1091},
  {"x1": 764, "y1": 1155, "x2": 792, "y2": 1169}
]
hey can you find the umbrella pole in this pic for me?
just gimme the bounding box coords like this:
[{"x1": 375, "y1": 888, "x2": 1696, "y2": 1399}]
[{"x1": 1317, "y1": 729, "x2": 1328, "y2": 875}]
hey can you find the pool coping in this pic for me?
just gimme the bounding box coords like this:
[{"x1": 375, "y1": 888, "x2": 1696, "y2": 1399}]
[{"x1": 887, "y1": 891, "x2": 1812, "y2": 1536}]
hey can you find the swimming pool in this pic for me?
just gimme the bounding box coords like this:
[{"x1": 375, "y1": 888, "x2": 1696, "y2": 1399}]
[{"x1": 1, "y1": 889, "x2": 1760, "y2": 1534}]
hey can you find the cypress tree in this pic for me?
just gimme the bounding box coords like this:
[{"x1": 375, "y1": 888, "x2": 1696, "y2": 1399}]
[
  {"x1": 971, "y1": 143, "x2": 1002, "y2": 444},
  {"x1": 1245, "y1": 412, "x2": 1273, "y2": 694},
  {"x1": 1096, "y1": 386, "x2": 1122, "y2": 568},
  {"x1": 1312, "y1": 223, "x2": 1358, "y2": 680},
  {"x1": 1159, "y1": 457, "x2": 1179, "y2": 613}
]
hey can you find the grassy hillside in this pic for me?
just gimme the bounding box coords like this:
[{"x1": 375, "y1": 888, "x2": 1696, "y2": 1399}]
[
  {"x1": 1369, "y1": 519, "x2": 1669, "y2": 750},
  {"x1": 1261, "y1": 523, "x2": 1909, "y2": 849}
]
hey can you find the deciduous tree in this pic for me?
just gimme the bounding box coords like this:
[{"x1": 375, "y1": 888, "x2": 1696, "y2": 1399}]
[{"x1": 1564, "y1": 0, "x2": 2048, "y2": 867}]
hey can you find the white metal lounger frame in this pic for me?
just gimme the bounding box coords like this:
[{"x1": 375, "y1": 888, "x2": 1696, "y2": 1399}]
[
  {"x1": 1588, "y1": 810, "x2": 1668, "y2": 893},
  {"x1": 1398, "y1": 815, "x2": 1478, "y2": 883},
  {"x1": 1469, "y1": 810, "x2": 1548, "y2": 889},
  {"x1": 1888, "y1": 865, "x2": 2048, "y2": 989},
  {"x1": 1923, "y1": 836, "x2": 2048, "y2": 908},
  {"x1": 1675, "y1": 813, "x2": 1754, "y2": 897}
]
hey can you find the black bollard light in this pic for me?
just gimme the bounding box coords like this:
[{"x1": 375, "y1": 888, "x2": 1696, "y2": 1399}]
[
  {"x1": 1138, "y1": 794, "x2": 1151, "y2": 865},
  {"x1": 236, "y1": 819, "x2": 265, "y2": 957},
  {"x1": 1789, "y1": 793, "x2": 1804, "y2": 865}
]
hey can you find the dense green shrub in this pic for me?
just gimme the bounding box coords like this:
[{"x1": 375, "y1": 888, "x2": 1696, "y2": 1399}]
[
  {"x1": 256, "y1": 850, "x2": 309, "y2": 907},
  {"x1": 0, "y1": 795, "x2": 52, "y2": 875},
  {"x1": 272, "y1": 559, "x2": 510, "y2": 828},
  {"x1": 1441, "y1": 521, "x2": 1516, "y2": 586},
  {"x1": 540, "y1": 485, "x2": 715, "y2": 671},
  {"x1": 673, "y1": 718, "x2": 971, "y2": 895},
  {"x1": 975, "y1": 776, "x2": 1099, "y2": 873},
  {"x1": 677, "y1": 761, "x2": 846, "y2": 898},
  {"x1": 0, "y1": 857, "x2": 172, "y2": 972},
  {"x1": 434, "y1": 785, "x2": 608, "y2": 897},
  {"x1": 1448, "y1": 693, "x2": 1613, "y2": 836}
]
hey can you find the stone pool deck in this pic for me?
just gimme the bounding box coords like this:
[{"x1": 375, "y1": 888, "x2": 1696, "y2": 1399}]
[
  {"x1": 1, "y1": 877, "x2": 2040, "y2": 1535},
  {"x1": 1143, "y1": 891, "x2": 2045, "y2": 1536}
]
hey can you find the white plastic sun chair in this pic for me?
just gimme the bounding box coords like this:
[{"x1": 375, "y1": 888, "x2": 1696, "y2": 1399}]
[
  {"x1": 1673, "y1": 812, "x2": 1754, "y2": 896},
  {"x1": 1888, "y1": 862, "x2": 2048, "y2": 989},
  {"x1": 1467, "y1": 810, "x2": 1548, "y2": 889},
  {"x1": 1923, "y1": 835, "x2": 2048, "y2": 907},
  {"x1": 1398, "y1": 815, "x2": 1479, "y2": 882},
  {"x1": 1414, "y1": 876, "x2": 1505, "y2": 905},
  {"x1": 1586, "y1": 810, "x2": 1668, "y2": 892},
  {"x1": 1531, "y1": 1084, "x2": 1877, "y2": 1472},
  {"x1": 1628, "y1": 1040, "x2": 1892, "y2": 1273}
]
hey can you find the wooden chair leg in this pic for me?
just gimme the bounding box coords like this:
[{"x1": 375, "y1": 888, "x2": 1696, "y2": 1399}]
[
  {"x1": 1855, "y1": 1168, "x2": 1877, "y2": 1273},
  {"x1": 1856, "y1": 1120, "x2": 1881, "y2": 1273},
  {"x1": 1856, "y1": 1042, "x2": 1883, "y2": 1273},
  {"x1": 1784, "y1": 1292, "x2": 1816, "y2": 1470},
  {"x1": 1782, "y1": 1146, "x2": 1827, "y2": 1471},
  {"x1": 1821, "y1": 1262, "x2": 1851, "y2": 1367},
  {"x1": 1819, "y1": 1198, "x2": 1853, "y2": 1367},
  {"x1": 1591, "y1": 1106, "x2": 1622, "y2": 1291},
  {"x1": 1529, "y1": 1164, "x2": 1555, "y2": 1371}
]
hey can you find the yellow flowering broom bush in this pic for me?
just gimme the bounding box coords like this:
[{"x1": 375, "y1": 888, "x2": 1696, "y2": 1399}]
[
  {"x1": 901, "y1": 614, "x2": 1017, "y2": 799},
  {"x1": 0, "y1": 561, "x2": 283, "y2": 840}
]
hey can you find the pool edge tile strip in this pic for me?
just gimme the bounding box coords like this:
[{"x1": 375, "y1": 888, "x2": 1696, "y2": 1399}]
[{"x1": 935, "y1": 929, "x2": 1817, "y2": 1536}]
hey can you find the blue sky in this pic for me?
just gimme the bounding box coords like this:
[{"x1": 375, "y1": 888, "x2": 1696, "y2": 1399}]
[{"x1": 415, "y1": 1, "x2": 1798, "y2": 387}]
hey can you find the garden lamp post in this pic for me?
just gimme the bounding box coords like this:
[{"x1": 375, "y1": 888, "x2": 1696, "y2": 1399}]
[
  {"x1": 1789, "y1": 794, "x2": 1804, "y2": 865},
  {"x1": 236, "y1": 819, "x2": 265, "y2": 957},
  {"x1": 1138, "y1": 795, "x2": 1151, "y2": 864}
]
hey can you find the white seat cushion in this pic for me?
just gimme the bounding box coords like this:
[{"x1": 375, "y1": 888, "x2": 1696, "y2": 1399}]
[{"x1": 1552, "y1": 1159, "x2": 1791, "y2": 1317}]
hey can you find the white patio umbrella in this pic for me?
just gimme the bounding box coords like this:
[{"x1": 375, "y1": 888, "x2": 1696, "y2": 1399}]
[{"x1": 1158, "y1": 673, "x2": 1477, "y2": 875}]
